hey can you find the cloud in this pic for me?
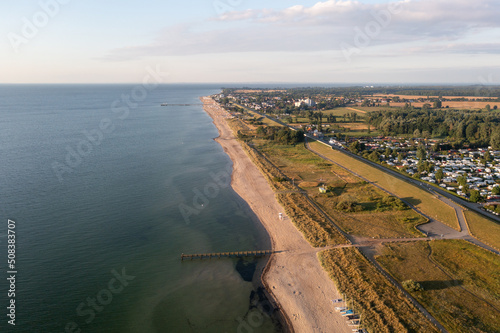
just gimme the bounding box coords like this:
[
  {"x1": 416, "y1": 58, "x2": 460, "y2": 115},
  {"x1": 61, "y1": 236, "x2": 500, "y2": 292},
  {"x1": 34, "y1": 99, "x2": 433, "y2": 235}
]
[
  {"x1": 410, "y1": 42, "x2": 500, "y2": 55},
  {"x1": 216, "y1": 0, "x2": 367, "y2": 24},
  {"x1": 101, "y1": 0, "x2": 500, "y2": 61}
]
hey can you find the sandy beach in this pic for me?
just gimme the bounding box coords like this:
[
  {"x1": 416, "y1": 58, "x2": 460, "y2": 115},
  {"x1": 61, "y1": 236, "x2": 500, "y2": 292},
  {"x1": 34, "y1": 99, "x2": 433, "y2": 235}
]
[{"x1": 201, "y1": 96, "x2": 353, "y2": 333}]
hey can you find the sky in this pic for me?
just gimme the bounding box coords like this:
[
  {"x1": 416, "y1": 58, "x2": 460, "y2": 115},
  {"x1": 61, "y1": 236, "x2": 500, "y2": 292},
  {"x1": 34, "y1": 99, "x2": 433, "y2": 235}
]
[{"x1": 1, "y1": 0, "x2": 500, "y2": 84}]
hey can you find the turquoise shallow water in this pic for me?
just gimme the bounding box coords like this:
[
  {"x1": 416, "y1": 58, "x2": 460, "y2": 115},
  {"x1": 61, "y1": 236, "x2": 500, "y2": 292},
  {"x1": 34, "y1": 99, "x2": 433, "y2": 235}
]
[{"x1": 0, "y1": 84, "x2": 280, "y2": 332}]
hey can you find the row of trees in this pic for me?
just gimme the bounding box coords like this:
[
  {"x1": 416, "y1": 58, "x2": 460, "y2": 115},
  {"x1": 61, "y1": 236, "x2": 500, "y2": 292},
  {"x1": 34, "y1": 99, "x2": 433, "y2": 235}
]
[
  {"x1": 223, "y1": 86, "x2": 500, "y2": 99},
  {"x1": 367, "y1": 108, "x2": 500, "y2": 148},
  {"x1": 256, "y1": 126, "x2": 305, "y2": 145}
]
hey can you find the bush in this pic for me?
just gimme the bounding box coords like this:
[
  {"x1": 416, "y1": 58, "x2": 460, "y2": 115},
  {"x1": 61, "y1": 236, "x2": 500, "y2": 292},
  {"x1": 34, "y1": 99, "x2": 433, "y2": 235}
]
[
  {"x1": 402, "y1": 280, "x2": 424, "y2": 292},
  {"x1": 377, "y1": 196, "x2": 409, "y2": 212},
  {"x1": 273, "y1": 176, "x2": 287, "y2": 182},
  {"x1": 336, "y1": 197, "x2": 363, "y2": 212}
]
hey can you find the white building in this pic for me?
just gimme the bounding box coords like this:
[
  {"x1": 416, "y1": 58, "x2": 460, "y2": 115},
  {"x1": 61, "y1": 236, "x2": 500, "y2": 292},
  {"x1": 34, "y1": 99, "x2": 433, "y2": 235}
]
[{"x1": 295, "y1": 98, "x2": 316, "y2": 107}]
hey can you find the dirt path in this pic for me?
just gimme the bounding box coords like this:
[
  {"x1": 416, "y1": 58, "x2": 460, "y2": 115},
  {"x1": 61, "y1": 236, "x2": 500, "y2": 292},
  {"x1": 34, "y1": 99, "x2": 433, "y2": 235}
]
[
  {"x1": 345, "y1": 107, "x2": 367, "y2": 114},
  {"x1": 201, "y1": 97, "x2": 354, "y2": 333},
  {"x1": 306, "y1": 139, "x2": 499, "y2": 256}
]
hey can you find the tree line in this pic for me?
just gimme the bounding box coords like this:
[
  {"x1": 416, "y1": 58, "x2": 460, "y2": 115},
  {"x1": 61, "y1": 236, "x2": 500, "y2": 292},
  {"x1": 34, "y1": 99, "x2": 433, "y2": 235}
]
[
  {"x1": 256, "y1": 126, "x2": 305, "y2": 145},
  {"x1": 367, "y1": 108, "x2": 500, "y2": 148}
]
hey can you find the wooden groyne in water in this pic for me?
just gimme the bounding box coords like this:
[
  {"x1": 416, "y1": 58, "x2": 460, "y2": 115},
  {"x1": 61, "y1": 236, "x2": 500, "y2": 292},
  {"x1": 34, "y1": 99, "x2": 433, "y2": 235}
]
[{"x1": 181, "y1": 250, "x2": 274, "y2": 261}]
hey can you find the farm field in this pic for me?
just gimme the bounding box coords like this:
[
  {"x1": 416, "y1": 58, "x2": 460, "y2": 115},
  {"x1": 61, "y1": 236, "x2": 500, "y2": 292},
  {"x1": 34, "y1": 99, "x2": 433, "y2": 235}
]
[
  {"x1": 308, "y1": 141, "x2": 460, "y2": 230},
  {"x1": 377, "y1": 240, "x2": 500, "y2": 333},
  {"x1": 322, "y1": 107, "x2": 370, "y2": 117},
  {"x1": 349, "y1": 106, "x2": 389, "y2": 112},
  {"x1": 334, "y1": 122, "x2": 370, "y2": 131}
]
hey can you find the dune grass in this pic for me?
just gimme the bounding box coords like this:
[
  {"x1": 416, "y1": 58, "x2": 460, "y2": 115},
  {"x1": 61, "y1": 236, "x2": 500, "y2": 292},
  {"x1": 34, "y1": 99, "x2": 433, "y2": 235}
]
[
  {"x1": 256, "y1": 141, "x2": 428, "y2": 239},
  {"x1": 276, "y1": 192, "x2": 347, "y2": 247},
  {"x1": 238, "y1": 141, "x2": 347, "y2": 247},
  {"x1": 319, "y1": 248, "x2": 440, "y2": 333},
  {"x1": 377, "y1": 240, "x2": 500, "y2": 333},
  {"x1": 308, "y1": 141, "x2": 460, "y2": 230}
]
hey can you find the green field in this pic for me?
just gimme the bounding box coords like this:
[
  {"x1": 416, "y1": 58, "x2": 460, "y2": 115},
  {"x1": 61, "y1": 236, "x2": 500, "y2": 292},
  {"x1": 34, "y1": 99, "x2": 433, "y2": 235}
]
[
  {"x1": 228, "y1": 113, "x2": 497, "y2": 332},
  {"x1": 319, "y1": 248, "x2": 440, "y2": 333},
  {"x1": 257, "y1": 141, "x2": 428, "y2": 238},
  {"x1": 464, "y1": 210, "x2": 500, "y2": 250},
  {"x1": 315, "y1": 203, "x2": 426, "y2": 238},
  {"x1": 308, "y1": 141, "x2": 460, "y2": 230},
  {"x1": 237, "y1": 140, "x2": 347, "y2": 247},
  {"x1": 377, "y1": 240, "x2": 500, "y2": 333}
]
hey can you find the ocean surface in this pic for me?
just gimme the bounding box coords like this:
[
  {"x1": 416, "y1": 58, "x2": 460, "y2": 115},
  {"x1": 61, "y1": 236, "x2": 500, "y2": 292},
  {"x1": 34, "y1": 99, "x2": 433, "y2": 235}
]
[{"x1": 0, "y1": 84, "x2": 282, "y2": 332}]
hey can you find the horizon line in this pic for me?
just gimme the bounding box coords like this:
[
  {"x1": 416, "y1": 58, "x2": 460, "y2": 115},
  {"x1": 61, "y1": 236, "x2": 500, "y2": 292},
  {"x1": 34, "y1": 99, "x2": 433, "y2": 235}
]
[{"x1": 1, "y1": 82, "x2": 498, "y2": 86}]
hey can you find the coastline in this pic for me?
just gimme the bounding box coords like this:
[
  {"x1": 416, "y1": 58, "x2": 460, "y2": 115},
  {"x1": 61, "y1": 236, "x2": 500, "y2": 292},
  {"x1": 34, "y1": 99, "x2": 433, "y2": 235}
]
[{"x1": 201, "y1": 96, "x2": 353, "y2": 333}]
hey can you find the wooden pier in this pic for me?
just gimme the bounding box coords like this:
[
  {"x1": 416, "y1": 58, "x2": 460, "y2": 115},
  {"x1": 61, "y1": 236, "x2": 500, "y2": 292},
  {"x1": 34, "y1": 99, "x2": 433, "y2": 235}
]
[{"x1": 181, "y1": 250, "x2": 274, "y2": 261}]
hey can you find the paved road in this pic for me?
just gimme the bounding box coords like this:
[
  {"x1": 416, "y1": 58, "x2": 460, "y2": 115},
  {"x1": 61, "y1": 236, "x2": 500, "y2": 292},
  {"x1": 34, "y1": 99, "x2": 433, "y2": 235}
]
[
  {"x1": 311, "y1": 135, "x2": 500, "y2": 224},
  {"x1": 231, "y1": 103, "x2": 499, "y2": 253},
  {"x1": 230, "y1": 105, "x2": 500, "y2": 332},
  {"x1": 236, "y1": 103, "x2": 500, "y2": 223},
  {"x1": 305, "y1": 138, "x2": 499, "y2": 256}
]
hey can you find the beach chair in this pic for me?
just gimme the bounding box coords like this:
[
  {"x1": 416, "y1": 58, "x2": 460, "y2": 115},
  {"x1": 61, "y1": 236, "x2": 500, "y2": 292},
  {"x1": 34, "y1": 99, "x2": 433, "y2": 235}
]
[{"x1": 341, "y1": 310, "x2": 354, "y2": 316}]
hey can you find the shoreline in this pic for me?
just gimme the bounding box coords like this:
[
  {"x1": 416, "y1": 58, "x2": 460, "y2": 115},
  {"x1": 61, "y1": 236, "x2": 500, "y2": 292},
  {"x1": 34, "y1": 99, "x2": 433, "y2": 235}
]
[
  {"x1": 201, "y1": 96, "x2": 353, "y2": 333},
  {"x1": 200, "y1": 96, "x2": 291, "y2": 332}
]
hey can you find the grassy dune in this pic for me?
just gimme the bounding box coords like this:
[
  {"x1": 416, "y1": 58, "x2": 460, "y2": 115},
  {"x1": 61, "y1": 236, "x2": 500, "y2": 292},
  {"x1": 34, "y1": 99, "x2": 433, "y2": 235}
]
[
  {"x1": 377, "y1": 240, "x2": 500, "y2": 333},
  {"x1": 258, "y1": 141, "x2": 428, "y2": 238},
  {"x1": 319, "y1": 248, "x2": 440, "y2": 333},
  {"x1": 238, "y1": 141, "x2": 347, "y2": 247},
  {"x1": 309, "y1": 141, "x2": 460, "y2": 230},
  {"x1": 276, "y1": 192, "x2": 347, "y2": 247}
]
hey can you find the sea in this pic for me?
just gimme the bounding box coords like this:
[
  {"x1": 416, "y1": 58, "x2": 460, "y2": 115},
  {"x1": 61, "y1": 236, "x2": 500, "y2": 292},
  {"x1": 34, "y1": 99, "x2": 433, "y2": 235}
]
[{"x1": 0, "y1": 84, "x2": 286, "y2": 333}]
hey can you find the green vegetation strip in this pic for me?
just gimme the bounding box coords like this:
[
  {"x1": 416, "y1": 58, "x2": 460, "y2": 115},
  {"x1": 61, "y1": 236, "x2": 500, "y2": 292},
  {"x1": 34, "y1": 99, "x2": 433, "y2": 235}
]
[
  {"x1": 236, "y1": 140, "x2": 347, "y2": 247},
  {"x1": 309, "y1": 141, "x2": 460, "y2": 230},
  {"x1": 258, "y1": 141, "x2": 427, "y2": 239},
  {"x1": 314, "y1": 202, "x2": 426, "y2": 239},
  {"x1": 464, "y1": 211, "x2": 500, "y2": 250},
  {"x1": 277, "y1": 192, "x2": 346, "y2": 247},
  {"x1": 319, "y1": 248, "x2": 439, "y2": 333},
  {"x1": 377, "y1": 240, "x2": 500, "y2": 333}
]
